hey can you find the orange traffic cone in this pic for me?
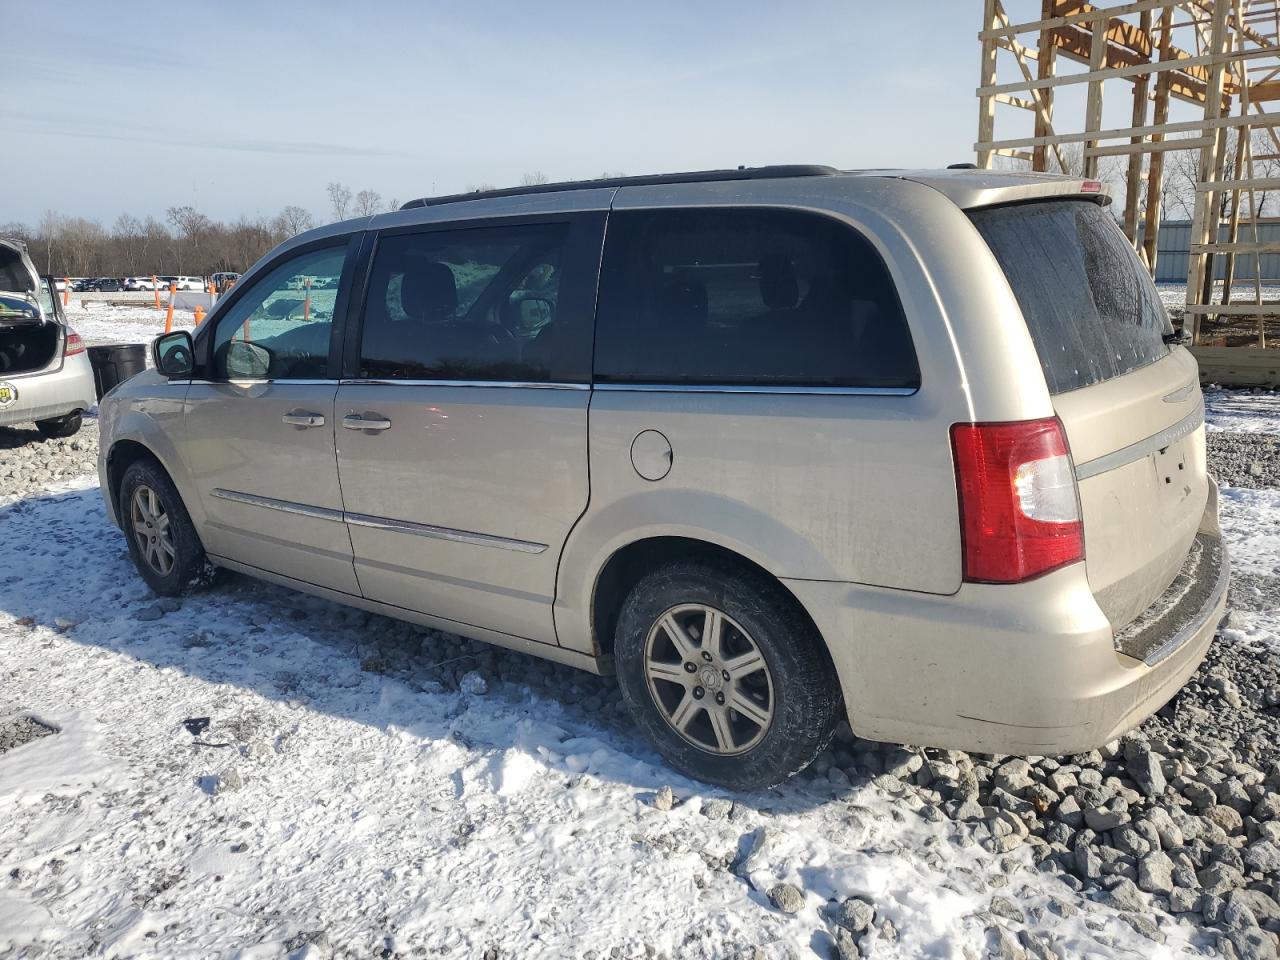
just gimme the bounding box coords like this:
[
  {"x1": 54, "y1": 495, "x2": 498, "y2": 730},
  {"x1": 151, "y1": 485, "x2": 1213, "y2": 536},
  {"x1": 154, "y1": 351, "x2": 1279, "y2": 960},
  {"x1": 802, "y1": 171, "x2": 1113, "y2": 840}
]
[
  {"x1": 152, "y1": 276, "x2": 161, "y2": 309},
  {"x1": 193, "y1": 305, "x2": 206, "y2": 325},
  {"x1": 63, "y1": 278, "x2": 70, "y2": 306}
]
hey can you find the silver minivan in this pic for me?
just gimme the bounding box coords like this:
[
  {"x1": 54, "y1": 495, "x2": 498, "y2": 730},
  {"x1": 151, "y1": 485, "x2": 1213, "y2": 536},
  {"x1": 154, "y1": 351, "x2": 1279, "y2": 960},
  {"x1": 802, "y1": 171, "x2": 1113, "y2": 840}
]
[{"x1": 97, "y1": 166, "x2": 1228, "y2": 788}]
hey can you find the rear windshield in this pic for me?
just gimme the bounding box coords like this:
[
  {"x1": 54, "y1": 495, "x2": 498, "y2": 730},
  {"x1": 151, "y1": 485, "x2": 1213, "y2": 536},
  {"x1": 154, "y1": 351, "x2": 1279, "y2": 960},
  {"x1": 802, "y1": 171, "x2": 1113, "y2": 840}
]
[{"x1": 969, "y1": 200, "x2": 1171, "y2": 394}]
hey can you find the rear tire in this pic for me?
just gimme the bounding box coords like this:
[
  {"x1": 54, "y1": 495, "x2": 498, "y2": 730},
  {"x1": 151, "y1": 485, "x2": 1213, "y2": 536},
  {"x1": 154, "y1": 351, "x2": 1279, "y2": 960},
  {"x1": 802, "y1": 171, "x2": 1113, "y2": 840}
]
[
  {"x1": 614, "y1": 558, "x2": 841, "y2": 790},
  {"x1": 118, "y1": 459, "x2": 206, "y2": 596},
  {"x1": 35, "y1": 410, "x2": 82, "y2": 439}
]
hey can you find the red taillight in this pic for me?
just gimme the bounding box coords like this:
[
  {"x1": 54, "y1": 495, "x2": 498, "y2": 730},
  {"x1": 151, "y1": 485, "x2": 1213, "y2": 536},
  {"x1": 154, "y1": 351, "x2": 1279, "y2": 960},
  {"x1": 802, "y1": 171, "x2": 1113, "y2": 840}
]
[
  {"x1": 1081, "y1": 180, "x2": 1102, "y2": 193},
  {"x1": 950, "y1": 417, "x2": 1083, "y2": 584},
  {"x1": 64, "y1": 330, "x2": 85, "y2": 356}
]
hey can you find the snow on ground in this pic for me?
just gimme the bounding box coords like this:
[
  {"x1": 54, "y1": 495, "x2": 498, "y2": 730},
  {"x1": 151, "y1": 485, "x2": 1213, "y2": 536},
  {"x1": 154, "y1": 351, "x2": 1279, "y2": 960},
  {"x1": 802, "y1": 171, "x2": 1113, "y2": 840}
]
[
  {"x1": 65, "y1": 295, "x2": 196, "y2": 347},
  {"x1": 1204, "y1": 389, "x2": 1280, "y2": 435},
  {"x1": 3, "y1": 465, "x2": 1259, "y2": 956}
]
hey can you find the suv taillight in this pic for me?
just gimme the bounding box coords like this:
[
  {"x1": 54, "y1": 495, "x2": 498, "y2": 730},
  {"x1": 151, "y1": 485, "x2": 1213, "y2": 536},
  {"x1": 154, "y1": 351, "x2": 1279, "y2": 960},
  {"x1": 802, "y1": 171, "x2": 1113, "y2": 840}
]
[
  {"x1": 950, "y1": 417, "x2": 1083, "y2": 583},
  {"x1": 64, "y1": 330, "x2": 85, "y2": 356}
]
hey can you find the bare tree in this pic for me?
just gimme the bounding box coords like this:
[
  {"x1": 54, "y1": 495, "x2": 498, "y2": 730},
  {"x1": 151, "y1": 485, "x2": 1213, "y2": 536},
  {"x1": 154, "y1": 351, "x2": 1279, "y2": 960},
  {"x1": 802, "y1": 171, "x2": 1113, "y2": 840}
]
[
  {"x1": 596, "y1": 171, "x2": 626, "y2": 180},
  {"x1": 520, "y1": 171, "x2": 550, "y2": 186},
  {"x1": 273, "y1": 205, "x2": 315, "y2": 237},
  {"x1": 353, "y1": 189, "x2": 383, "y2": 217},
  {"x1": 327, "y1": 182, "x2": 353, "y2": 221},
  {"x1": 385, "y1": 197, "x2": 401, "y2": 212},
  {"x1": 112, "y1": 213, "x2": 145, "y2": 274},
  {"x1": 467, "y1": 182, "x2": 497, "y2": 193}
]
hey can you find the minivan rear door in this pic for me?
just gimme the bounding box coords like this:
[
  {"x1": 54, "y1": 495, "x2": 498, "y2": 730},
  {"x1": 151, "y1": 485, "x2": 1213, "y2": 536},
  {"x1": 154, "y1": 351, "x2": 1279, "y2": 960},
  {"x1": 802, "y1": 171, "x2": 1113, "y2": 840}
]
[{"x1": 970, "y1": 200, "x2": 1208, "y2": 631}]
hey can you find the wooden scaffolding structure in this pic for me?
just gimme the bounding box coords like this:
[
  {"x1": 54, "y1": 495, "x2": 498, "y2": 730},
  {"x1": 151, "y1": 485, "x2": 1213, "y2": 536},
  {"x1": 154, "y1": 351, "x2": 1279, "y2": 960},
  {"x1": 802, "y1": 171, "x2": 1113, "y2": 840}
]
[{"x1": 976, "y1": 0, "x2": 1280, "y2": 355}]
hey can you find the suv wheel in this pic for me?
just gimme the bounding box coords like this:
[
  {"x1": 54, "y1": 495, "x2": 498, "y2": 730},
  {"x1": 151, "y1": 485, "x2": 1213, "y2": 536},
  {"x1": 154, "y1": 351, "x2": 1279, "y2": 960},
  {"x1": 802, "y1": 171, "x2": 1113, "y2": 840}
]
[
  {"x1": 35, "y1": 410, "x2": 82, "y2": 439},
  {"x1": 118, "y1": 459, "x2": 206, "y2": 596},
  {"x1": 615, "y1": 559, "x2": 841, "y2": 790}
]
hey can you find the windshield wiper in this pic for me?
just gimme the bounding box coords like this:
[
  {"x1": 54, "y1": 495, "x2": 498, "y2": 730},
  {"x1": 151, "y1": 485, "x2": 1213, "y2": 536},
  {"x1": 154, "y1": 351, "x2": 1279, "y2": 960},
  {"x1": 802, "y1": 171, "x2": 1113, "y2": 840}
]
[{"x1": 1162, "y1": 330, "x2": 1191, "y2": 345}]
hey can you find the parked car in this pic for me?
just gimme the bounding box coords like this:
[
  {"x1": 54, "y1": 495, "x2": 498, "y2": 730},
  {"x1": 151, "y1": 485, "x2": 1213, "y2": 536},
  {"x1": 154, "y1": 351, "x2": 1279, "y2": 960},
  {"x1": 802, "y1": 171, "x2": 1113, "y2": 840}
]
[
  {"x1": 155, "y1": 275, "x2": 204, "y2": 291},
  {"x1": 123, "y1": 277, "x2": 157, "y2": 291},
  {"x1": 71, "y1": 278, "x2": 97, "y2": 292},
  {"x1": 0, "y1": 239, "x2": 94, "y2": 438},
  {"x1": 96, "y1": 166, "x2": 1227, "y2": 789},
  {"x1": 92, "y1": 278, "x2": 123, "y2": 292}
]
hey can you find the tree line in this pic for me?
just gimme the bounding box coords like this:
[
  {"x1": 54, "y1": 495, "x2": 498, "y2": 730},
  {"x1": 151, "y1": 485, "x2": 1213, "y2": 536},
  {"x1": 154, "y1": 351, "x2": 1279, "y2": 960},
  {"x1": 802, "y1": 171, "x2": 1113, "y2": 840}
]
[{"x1": 0, "y1": 171, "x2": 619, "y2": 279}]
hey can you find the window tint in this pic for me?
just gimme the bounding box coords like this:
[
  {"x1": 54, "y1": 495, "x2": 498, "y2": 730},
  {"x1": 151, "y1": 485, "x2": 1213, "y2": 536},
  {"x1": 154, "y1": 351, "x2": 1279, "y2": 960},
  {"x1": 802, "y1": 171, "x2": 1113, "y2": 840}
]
[
  {"x1": 359, "y1": 223, "x2": 579, "y2": 382},
  {"x1": 969, "y1": 200, "x2": 1171, "y2": 394},
  {"x1": 593, "y1": 208, "x2": 918, "y2": 388},
  {"x1": 211, "y1": 245, "x2": 346, "y2": 380}
]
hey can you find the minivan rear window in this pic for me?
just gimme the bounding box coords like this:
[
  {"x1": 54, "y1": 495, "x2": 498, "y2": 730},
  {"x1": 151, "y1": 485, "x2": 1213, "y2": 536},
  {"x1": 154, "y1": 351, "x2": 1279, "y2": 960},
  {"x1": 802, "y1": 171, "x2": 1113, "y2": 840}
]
[{"x1": 969, "y1": 200, "x2": 1172, "y2": 394}]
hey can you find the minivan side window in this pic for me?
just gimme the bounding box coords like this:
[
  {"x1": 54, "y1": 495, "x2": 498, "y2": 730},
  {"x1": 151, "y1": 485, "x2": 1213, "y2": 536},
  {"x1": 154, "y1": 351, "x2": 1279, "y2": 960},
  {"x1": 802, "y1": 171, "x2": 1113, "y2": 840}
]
[
  {"x1": 593, "y1": 208, "x2": 919, "y2": 388},
  {"x1": 357, "y1": 222, "x2": 581, "y2": 382},
  {"x1": 210, "y1": 245, "x2": 346, "y2": 380}
]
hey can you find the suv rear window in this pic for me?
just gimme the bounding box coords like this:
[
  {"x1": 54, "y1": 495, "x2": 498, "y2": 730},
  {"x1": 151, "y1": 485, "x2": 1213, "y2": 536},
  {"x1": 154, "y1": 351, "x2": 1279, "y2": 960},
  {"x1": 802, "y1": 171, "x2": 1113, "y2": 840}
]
[
  {"x1": 594, "y1": 208, "x2": 919, "y2": 388},
  {"x1": 969, "y1": 200, "x2": 1172, "y2": 394}
]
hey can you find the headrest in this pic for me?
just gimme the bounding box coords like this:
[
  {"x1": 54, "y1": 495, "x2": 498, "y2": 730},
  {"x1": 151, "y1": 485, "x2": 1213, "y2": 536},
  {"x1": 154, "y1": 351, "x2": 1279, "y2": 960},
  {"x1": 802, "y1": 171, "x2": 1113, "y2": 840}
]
[
  {"x1": 400, "y1": 259, "x2": 456, "y2": 322},
  {"x1": 758, "y1": 255, "x2": 799, "y2": 309}
]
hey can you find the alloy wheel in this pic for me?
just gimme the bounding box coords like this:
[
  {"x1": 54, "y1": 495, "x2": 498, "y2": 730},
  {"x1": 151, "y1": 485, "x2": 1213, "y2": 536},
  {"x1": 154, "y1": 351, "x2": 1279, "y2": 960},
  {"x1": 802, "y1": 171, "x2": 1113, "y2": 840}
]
[
  {"x1": 130, "y1": 484, "x2": 175, "y2": 577},
  {"x1": 643, "y1": 603, "x2": 775, "y2": 755}
]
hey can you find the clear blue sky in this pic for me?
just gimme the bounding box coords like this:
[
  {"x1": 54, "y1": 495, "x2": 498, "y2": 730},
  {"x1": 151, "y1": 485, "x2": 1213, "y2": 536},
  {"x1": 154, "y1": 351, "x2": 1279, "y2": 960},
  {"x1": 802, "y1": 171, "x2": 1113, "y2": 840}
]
[{"x1": 3, "y1": 1, "x2": 980, "y2": 225}]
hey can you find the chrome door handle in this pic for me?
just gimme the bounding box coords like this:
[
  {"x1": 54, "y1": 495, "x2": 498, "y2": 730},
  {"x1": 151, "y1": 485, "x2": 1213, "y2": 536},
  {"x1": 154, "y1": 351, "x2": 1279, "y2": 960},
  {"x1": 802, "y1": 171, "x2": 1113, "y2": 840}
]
[
  {"x1": 343, "y1": 414, "x2": 392, "y2": 431},
  {"x1": 282, "y1": 411, "x2": 326, "y2": 428}
]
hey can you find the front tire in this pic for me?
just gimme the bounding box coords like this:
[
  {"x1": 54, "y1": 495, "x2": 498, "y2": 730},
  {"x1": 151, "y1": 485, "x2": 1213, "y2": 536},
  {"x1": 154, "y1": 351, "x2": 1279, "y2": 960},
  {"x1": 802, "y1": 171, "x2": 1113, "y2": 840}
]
[
  {"x1": 35, "y1": 410, "x2": 82, "y2": 439},
  {"x1": 118, "y1": 459, "x2": 206, "y2": 596},
  {"x1": 615, "y1": 558, "x2": 841, "y2": 790}
]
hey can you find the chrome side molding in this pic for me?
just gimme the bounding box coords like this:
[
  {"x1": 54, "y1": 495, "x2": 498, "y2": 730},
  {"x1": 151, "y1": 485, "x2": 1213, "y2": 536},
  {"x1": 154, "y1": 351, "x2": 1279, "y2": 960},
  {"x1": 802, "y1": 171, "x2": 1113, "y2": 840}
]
[{"x1": 211, "y1": 488, "x2": 547, "y2": 554}]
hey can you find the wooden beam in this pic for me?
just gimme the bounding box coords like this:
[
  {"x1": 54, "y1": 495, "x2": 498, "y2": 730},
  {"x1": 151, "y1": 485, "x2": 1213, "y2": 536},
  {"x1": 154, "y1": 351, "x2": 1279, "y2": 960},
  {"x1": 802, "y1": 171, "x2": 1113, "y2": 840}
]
[
  {"x1": 974, "y1": 107, "x2": 1280, "y2": 152},
  {"x1": 977, "y1": 46, "x2": 1272, "y2": 97},
  {"x1": 978, "y1": 0, "x2": 1000, "y2": 169}
]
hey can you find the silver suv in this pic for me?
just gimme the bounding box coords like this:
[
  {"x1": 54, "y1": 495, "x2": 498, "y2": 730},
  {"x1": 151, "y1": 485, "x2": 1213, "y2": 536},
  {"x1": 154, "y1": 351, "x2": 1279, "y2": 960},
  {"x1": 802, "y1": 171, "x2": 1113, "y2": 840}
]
[{"x1": 97, "y1": 166, "x2": 1228, "y2": 789}]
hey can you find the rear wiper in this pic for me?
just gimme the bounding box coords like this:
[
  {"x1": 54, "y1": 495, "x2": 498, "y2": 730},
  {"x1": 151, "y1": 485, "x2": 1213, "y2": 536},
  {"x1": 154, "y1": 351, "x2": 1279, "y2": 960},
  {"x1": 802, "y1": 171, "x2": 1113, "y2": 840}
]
[{"x1": 1162, "y1": 330, "x2": 1191, "y2": 345}]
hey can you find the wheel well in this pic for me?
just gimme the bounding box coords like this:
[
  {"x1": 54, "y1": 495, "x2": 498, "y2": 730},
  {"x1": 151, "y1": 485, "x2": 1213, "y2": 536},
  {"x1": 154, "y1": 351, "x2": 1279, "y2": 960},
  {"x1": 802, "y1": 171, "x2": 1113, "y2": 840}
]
[
  {"x1": 590, "y1": 536, "x2": 827, "y2": 661},
  {"x1": 105, "y1": 440, "x2": 163, "y2": 516}
]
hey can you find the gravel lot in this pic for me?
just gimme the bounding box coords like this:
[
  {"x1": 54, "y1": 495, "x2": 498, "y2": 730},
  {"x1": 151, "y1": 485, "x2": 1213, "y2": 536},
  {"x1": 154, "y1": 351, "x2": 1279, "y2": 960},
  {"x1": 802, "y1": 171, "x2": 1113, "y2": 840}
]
[{"x1": 1, "y1": 414, "x2": 1278, "y2": 958}]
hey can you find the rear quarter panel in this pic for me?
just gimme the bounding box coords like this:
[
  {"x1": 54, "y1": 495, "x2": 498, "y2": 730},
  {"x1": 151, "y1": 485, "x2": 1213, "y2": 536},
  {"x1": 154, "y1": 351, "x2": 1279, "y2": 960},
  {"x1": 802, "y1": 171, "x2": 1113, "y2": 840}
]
[{"x1": 555, "y1": 176, "x2": 1060, "y2": 656}]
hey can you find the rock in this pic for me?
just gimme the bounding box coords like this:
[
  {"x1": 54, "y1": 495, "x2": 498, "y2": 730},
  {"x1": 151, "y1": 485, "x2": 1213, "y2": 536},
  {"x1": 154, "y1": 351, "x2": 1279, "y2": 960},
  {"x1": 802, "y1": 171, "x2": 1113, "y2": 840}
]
[
  {"x1": 1170, "y1": 887, "x2": 1200, "y2": 913},
  {"x1": 881, "y1": 747, "x2": 922, "y2": 779},
  {"x1": 1114, "y1": 825, "x2": 1152, "y2": 859},
  {"x1": 652, "y1": 786, "x2": 674, "y2": 812},
  {"x1": 156, "y1": 597, "x2": 181, "y2": 613},
  {"x1": 1185, "y1": 781, "x2": 1218, "y2": 809},
  {"x1": 1084, "y1": 806, "x2": 1127, "y2": 832},
  {"x1": 768, "y1": 882, "x2": 805, "y2": 915},
  {"x1": 214, "y1": 769, "x2": 243, "y2": 794},
  {"x1": 1056, "y1": 795, "x2": 1084, "y2": 828},
  {"x1": 832, "y1": 928, "x2": 858, "y2": 960},
  {"x1": 701, "y1": 798, "x2": 732, "y2": 821},
  {"x1": 1139, "y1": 851, "x2": 1176, "y2": 896},
  {"x1": 829, "y1": 896, "x2": 875, "y2": 933},
  {"x1": 1207, "y1": 805, "x2": 1245, "y2": 835},
  {"x1": 1199, "y1": 862, "x2": 1246, "y2": 897},
  {"x1": 458, "y1": 671, "x2": 488, "y2": 696},
  {"x1": 1244, "y1": 840, "x2": 1280, "y2": 874},
  {"x1": 1073, "y1": 845, "x2": 1103, "y2": 882},
  {"x1": 989, "y1": 895, "x2": 1025, "y2": 923},
  {"x1": 988, "y1": 926, "x2": 1026, "y2": 960},
  {"x1": 134, "y1": 604, "x2": 164, "y2": 622},
  {"x1": 1106, "y1": 878, "x2": 1146, "y2": 912},
  {"x1": 1127, "y1": 744, "x2": 1168, "y2": 798},
  {"x1": 1123, "y1": 914, "x2": 1165, "y2": 943}
]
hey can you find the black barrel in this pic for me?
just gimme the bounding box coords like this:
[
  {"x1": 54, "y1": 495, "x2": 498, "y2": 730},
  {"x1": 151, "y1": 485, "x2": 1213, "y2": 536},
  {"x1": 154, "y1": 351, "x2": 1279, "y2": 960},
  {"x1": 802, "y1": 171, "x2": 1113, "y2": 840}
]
[{"x1": 86, "y1": 343, "x2": 147, "y2": 399}]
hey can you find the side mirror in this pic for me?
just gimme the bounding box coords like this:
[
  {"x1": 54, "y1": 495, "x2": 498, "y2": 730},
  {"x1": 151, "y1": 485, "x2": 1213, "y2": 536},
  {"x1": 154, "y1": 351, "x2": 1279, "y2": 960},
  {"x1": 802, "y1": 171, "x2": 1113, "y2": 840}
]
[{"x1": 153, "y1": 331, "x2": 195, "y2": 379}]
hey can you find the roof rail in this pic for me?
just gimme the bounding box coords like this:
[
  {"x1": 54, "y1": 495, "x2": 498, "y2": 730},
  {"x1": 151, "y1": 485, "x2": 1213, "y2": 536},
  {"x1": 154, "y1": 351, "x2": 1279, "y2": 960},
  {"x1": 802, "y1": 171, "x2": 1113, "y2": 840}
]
[{"x1": 400, "y1": 165, "x2": 841, "y2": 210}]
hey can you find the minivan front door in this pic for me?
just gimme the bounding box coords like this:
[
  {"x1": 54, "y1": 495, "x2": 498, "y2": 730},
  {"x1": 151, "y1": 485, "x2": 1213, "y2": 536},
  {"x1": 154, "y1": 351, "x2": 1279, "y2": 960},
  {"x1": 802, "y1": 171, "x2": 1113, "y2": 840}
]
[
  {"x1": 335, "y1": 214, "x2": 605, "y2": 644},
  {"x1": 183, "y1": 239, "x2": 361, "y2": 595}
]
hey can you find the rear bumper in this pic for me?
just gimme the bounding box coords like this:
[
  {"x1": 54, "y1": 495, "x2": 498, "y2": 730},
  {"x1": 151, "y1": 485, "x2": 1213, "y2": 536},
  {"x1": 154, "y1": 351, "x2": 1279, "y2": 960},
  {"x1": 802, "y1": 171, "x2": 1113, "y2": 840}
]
[
  {"x1": 786, "y1": 483, "x2": 1228, "y2": 755},
  {"x1": 0, "y1": 353, "x2": 96, "y2": 428}
]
